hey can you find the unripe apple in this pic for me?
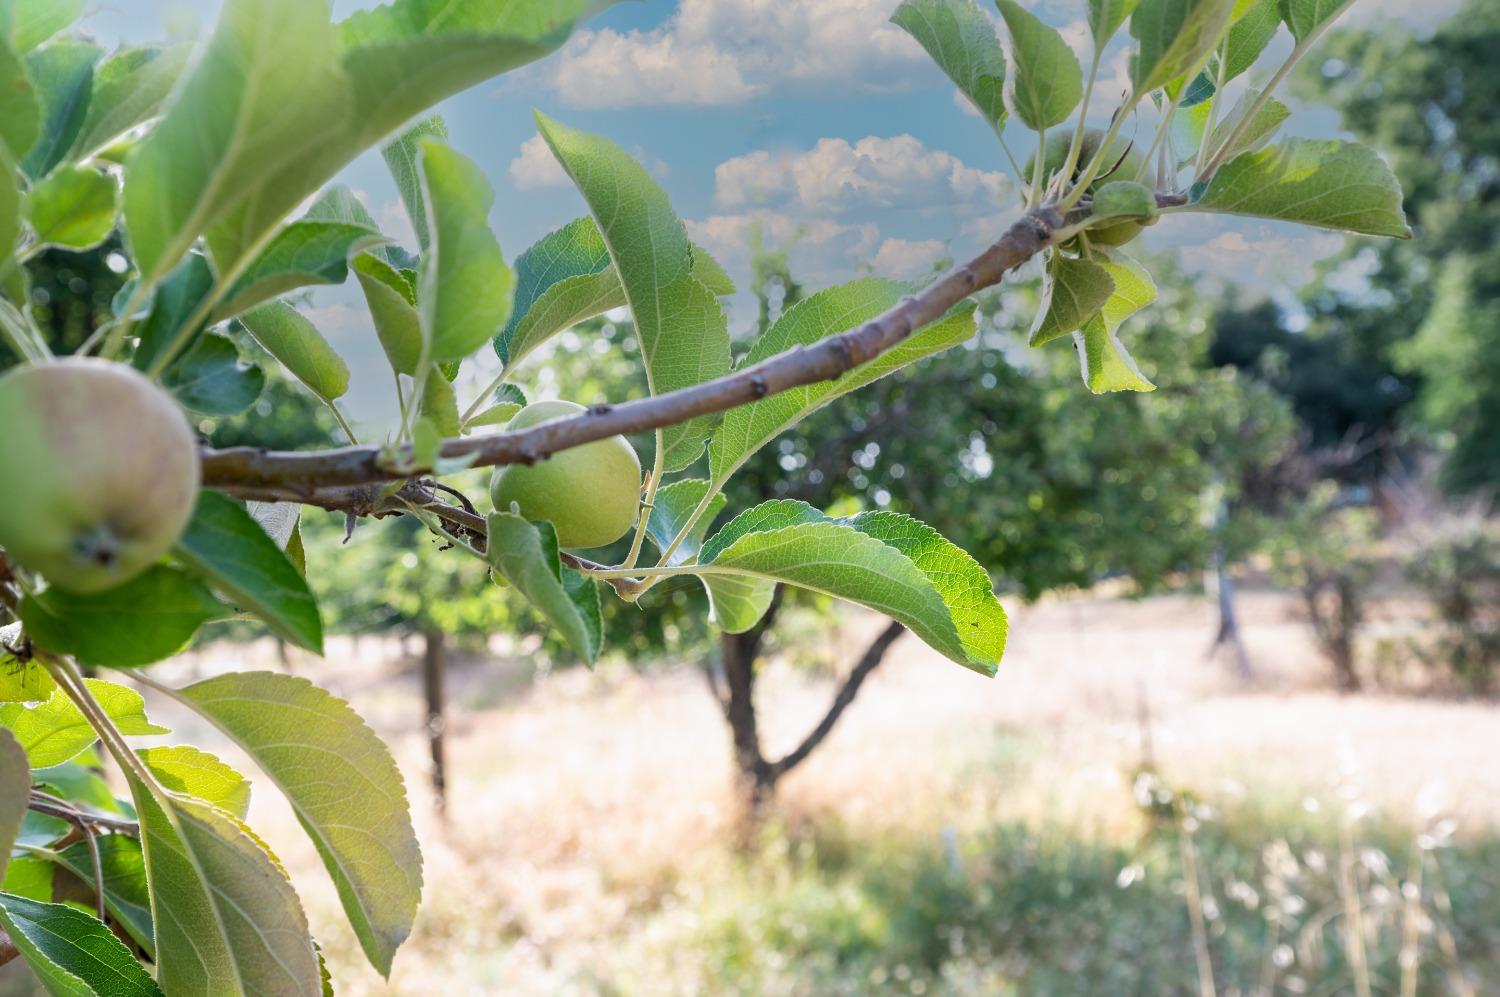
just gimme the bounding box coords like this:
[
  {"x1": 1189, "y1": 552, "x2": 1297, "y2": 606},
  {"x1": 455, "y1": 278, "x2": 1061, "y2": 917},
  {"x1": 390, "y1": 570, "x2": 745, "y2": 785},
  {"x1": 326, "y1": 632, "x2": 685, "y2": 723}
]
[
  {"x1": 1028, "y1": 128, "x2": 1150, "y2": 246},
  {"x1": 490, "y1": 400, "x2": 642, "y2": 549},
  {"x1": 0, "y1": 357, "x2": 201, "y2": 592}
]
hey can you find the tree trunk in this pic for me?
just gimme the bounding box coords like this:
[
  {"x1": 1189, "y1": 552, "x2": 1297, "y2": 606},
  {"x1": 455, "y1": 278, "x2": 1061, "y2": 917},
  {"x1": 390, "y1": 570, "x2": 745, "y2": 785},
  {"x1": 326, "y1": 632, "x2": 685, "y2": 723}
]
[
  {"x1": 722, "y1": 627, "x2": 775, "y2": 824},
  {"x1": 713, "y1": 586, "x2": 907, "y2": 834},
  {"x1": 1208, "y1": 548, "x2": 1254, "y2": 683},
  {"x1": 1305, "y1": 576, "x2": 1361, "y2": 693},
  {"x1": 422, "y1": 628, "x2": 448, "y2": 816}
]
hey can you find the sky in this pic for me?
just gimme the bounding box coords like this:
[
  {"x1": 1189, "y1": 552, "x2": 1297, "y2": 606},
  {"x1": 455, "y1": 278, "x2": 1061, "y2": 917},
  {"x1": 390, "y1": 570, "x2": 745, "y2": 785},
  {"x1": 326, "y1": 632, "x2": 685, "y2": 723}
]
[{"x1": 80, "y1": 0, "x2": 1450, "y2": 431}]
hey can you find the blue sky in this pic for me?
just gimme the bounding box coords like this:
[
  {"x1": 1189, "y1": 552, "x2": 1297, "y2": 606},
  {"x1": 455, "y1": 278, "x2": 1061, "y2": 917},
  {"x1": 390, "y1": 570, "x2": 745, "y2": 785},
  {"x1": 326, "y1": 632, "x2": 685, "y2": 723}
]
[{"x1": 83, "y1": 0, "x2": 1447, "y2": 430}]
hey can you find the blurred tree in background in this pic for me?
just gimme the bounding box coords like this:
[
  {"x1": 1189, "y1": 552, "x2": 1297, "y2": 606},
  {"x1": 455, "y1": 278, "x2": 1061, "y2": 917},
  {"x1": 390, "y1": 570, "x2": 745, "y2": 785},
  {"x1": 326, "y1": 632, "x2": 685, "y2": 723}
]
[{"x1": 1284, "y1": 0, "x2": 1500, "y2": 495}]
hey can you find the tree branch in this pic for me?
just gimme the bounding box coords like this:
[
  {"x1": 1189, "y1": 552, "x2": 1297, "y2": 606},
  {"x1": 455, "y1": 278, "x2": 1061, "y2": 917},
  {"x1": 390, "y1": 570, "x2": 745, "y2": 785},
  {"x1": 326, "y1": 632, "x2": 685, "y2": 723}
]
[
  {"x1": 202, "y1": 207, "x2": 1066, "y2": 496},
  {"x1": 768, "y1": 619, "x2": 905, "y2": 780}
]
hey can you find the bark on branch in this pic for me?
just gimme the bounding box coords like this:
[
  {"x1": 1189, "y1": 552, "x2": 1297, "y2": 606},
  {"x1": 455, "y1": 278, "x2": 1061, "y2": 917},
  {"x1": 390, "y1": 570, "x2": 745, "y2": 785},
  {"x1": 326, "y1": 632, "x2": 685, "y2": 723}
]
[{"x1": 203, "y1": 207, "x2": 1066, "y2": 497}]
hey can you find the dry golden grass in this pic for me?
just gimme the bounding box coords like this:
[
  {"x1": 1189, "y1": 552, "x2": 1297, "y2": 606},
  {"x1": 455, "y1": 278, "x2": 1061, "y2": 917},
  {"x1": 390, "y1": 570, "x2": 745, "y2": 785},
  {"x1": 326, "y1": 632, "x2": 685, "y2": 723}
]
[{"x1": 120, "y1": 588, "x2": 1500, "y2": 994}]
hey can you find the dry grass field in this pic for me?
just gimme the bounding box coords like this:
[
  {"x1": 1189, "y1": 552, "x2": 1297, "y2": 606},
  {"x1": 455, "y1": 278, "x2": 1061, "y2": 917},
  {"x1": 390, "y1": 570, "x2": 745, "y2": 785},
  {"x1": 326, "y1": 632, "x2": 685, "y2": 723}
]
[{"x1": 6, "y1": 587, "x2": 1498, "y2": 994}]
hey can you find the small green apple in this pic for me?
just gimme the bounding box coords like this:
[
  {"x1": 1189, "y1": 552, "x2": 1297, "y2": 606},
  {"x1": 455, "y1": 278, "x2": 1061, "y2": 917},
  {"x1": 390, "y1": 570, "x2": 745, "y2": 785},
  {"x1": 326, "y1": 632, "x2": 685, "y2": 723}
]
[
  {"x1": 0, "y1": 357, "x2": 200, "y2": 592},
  {"x1": 1029, "y1": 128, "x2": 1151, "y2": 246},
  {"x1": 490, "y1": 400, "x2": 642, "y2": 549}
]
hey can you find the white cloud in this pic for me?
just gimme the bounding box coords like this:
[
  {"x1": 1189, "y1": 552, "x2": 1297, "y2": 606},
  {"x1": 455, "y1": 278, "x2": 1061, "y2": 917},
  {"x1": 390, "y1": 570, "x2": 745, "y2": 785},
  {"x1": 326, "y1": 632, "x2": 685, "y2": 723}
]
[
  {"x1": 509, "y1": 134, "x2": 570, "y2": 191},
  {"x1": 1148, "y1": 217, "x2": 1344, "y2": 286},
  {"x1": 714, "y1": 135, "x2": 1008, "y2": 215},
  {"x1": 872, "y1": 238, "x2": 948, "y2": 280},
  {"x1": 375, "y1": 199, "x2": 417, "y2": 249},
  {"x1": 687, "y1": 210, "x2": 879, "y2": 280},
  {"x1": 549, "y1": 0, "x2": 928, "y2": 108}
]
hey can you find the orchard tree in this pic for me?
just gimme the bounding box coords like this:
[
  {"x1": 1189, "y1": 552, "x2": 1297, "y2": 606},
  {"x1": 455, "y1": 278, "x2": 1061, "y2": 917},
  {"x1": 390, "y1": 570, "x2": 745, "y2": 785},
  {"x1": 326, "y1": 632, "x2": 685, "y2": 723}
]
[{"x1": 0, "y1": 0, "x2": 1407, "y2": 992}]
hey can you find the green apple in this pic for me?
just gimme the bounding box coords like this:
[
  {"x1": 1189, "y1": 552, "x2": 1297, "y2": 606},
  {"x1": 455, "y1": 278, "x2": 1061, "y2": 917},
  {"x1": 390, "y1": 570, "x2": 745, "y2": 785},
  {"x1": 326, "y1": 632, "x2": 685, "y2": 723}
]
[
  {"x1": 1029, "y1": 128, "x2": 1151, "y2": 246},
  {"x1": 490, "y1": 400, "x2": 642, "y2": 549},
  {"x1": 0, "y1": 357, "x2": 200, "y2": 592}
]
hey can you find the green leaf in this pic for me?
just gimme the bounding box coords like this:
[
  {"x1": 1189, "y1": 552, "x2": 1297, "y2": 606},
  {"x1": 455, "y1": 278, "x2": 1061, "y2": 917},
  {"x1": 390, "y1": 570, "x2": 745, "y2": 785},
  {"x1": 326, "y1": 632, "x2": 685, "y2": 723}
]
[
  {"x1": 0, "y1": 680, "x2": 168, "y2": 768},
  {"x1": 497, "y1": 216, "x2": 614, "y2": 360},
  {"x1": 1193, "y1": 138, "x2": 1412, "y2": 237},
  {"x1": 708, "y1": 278, "x2": 976, "y2": 490},
  {"x1": 1091, "y1": 180, "x2": 1158, "y2": 223},
  {"x1": 214, "y1": 219, "x2": 384, "y2": 322},
  {"x1": 1221, "y1": 0, "x2": 1280, "y2": 81},
  {"x1": 162, "y1": 332, "x2": 265, "y2": 416},
  {"x1": 2, "y1": 0, "x2": 86, "y2": 53},
  {"x1": 1130, "y1": 0, "x2": 1237, "y2": 95},
  {"x1": 0, "y1": 37, "x2": 39, "y2": 164},
  {"x1": 418, "y1": 139, "x2": 514, "y2": 363},
  {"x1": 846, "y1": 510, "x2": 1007, "y2": 667},
  {"x1": 382, "y1": 115, "x2": 446, "y2": 252},
  {"x1": 129, "y1": 778, "x2": 322, "y2": 995},
  {"x1": 30, "y1": 760, "x2": 117, "y2": 813},
  {"x1": 1204, "y1": 88, "x2": 1289, "y2": 163},
  {"x1": 419, "y1": 369, "x2": 461, "y2": 438},
  {"x1": 70, "y1": 43, "x2": 190, "y2": 161},
  {"x1": 486, "y1": 512, "x2": 602, "y2": 663},
  {"x1": 1074, "y1": 253, "x2": 1157, "y2": 392},
  {"x1": 692, "y1": 242, "x2": 736, "y2": 296},
  {"x1": 203, "y1": 2, "x2": 604, "y2": 291},
  {"x1": 537, "y1": 114, "x2": 732, "y2": 472},
  {"x1": 0, "y1": 892, "x2": 163, "y2": 997},
  {"x1": 1277, "y1": 0, "x2": 1352, "y2": 41},
  {"x1": 336, "y1": 1, "x2": 602, "y2": 155},
  {"x1": 1028, "y1": 255, "x2": 1115, "y2": 346},
  {"x1": 465, "y1": 384, "x2": 527, "y2": 431},
  {"x1": 19, "y1": 566, "x2": 230, "y2": 669},
  {"x1": 1176, "y1": 68, "x2": 1216, "y2": 106},
  {"x1": 20, "y1": 41, "x2": 99, "y2": 179},
  {"x1": 0, "y1": 649, "x2": 53, "y2": 702},
  {"x1": 892, "y1": 0, "x2": 1007, "y2": 128},
  {"x1": 647, "y1": 479, "x2": 729, "y2": 567},
  {"x1": 123, "y1": 0, "x2": 350, "y2": 285},
  {"x1": 173, "y1": 490, "x2": 324, "y2": 653},
  {"x1": 22, "y1": 164, "x2": 115, "y2": 250},
  {"x1": 129, "y1": 253, "x2": 214, "y2": 375},
  {"x1": 997, "y1": 0, "x2": 1082, "y2": 131},
  {"x1": 172, "y1": 671, "x2": 423, "y2": 978},
  {"x1": 0, "y1": 152, "x2": 18, "y2": 257},
  {"x1": 1089, "y1": 0, "x2": 1144, "y2": 47},
  {"x1": 353, "y1": 251, "x2": 422, "y2": 376},
  {"x1": 54, "y1": 837, "x2": 153, "y2": 956},
  {"x1": 139, "y1": 745, "x2": 250, "y2": 820},
  {"x1": 2, "y1": 856, "x2": 51, "y2": 899},
  {"x1": 0, "y1": 727, "x2": 26, "y2": 882},
  {"x1": 497, "y1": 217, "x2": 735, "y2": 369},
  {"x1": 239, "y1": 301, "x2": 351, "y2": 402},
  {"x1": 697, "y1": 503, "x2": 1003, "y2": 675}
]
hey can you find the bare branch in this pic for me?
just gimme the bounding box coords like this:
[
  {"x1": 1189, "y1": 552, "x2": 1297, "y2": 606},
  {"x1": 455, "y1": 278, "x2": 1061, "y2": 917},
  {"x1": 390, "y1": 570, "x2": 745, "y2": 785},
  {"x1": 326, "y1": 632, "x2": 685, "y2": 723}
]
[
  {"x1": 203, "y1": 207, "x2": 1066, "y2": 495},
  {"x1": 768, "y1": 620, "x2": 905, "y2": 780}
]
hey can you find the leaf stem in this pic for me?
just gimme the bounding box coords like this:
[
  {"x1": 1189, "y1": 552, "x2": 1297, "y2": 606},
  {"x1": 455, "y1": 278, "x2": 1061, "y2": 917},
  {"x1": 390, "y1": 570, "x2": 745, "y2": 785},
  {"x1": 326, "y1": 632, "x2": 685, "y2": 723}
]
[
  {"x1": 458, "y1": 365, "x2": 511, "y2": 429},
  {"x1": 0, "y1": 299, "x2": 49, "y2": 363},
  {"x1": 1057, "y1": 50, "x2": 1105, "y2": 198},
  {"x1": 44, "y1": 658, "x2": 161, "y2": 795},
  {"x1": 1193, "y1": 45, "x2": 1232, "y2": 178},
  {"x1": 327, "y1": 400, "x2": 359, "y2": 445},
  {"x1": 621, "y1": 449, "x2": 663, "y2": 571}
]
